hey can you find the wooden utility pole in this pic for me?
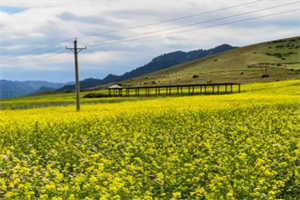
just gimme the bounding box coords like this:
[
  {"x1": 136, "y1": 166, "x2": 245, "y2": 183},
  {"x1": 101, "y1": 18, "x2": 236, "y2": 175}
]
[{"x1": 66, "y1": 39, "x2": 86, "y2": 112}]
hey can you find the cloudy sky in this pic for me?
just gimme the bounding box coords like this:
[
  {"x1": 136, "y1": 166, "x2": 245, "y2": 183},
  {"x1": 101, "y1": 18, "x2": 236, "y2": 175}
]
[{"x1": 0, "y1": 0, "x2": 299, "y2": 82}]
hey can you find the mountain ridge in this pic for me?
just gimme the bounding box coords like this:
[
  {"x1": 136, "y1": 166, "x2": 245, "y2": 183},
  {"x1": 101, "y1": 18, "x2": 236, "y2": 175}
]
[
  {"x1": 58, "y1": 44, "x2": 235, "y2": 91},
  {"x1": 123, "y1": 36, "x2": 300, "y2": 86},
  {"x1": 0, "y1": 80, "x2": 65, "y2": 99}
]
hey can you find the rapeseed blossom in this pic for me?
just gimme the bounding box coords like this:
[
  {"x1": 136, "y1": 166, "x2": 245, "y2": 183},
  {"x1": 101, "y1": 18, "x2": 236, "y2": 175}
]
[{"x1": 0, "y1": 80, "x2": 299, "y2": 199}]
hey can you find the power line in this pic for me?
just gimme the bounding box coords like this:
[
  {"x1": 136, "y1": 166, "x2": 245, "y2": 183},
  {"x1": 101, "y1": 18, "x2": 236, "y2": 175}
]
[
  {"x1": 171, "y1": 8, "x2": 300, "y2": 37},
  {"x1": 30, "y1": 38, "x2": 74, "y2": 53},
  {"x1": 88, "y1": 0, "x2": 300, "y2": 48},
  {"x1": 7, "y1": 0, "x2": 265, "y2": 55},
  {"x1": 91, "y1": 8, "x2": 300, "y2": 49},
  {"x1": 15, "y1": 48, "x2": 68, "y2": 65},
  {"x1": 0, "y1": 38, "x2": 74, "y2": 56},
  {"x1": 2, "y1": 1, "x2": 298, "y2": 57},
  {"x1": 15, "y1": 38, "x2": 82, "y2": 61},
  {"x1": 0, "y1": 0, "x2": 290, "y2": 56},
  {"x1": 24, "y1": 38, "x2": 84, "y2": 56},
  {"x1": 97, "y1": 0, "x2": 264, "y2": 36},
  {"x1": 85, "y1": 0, "x2": 288, "y2": 46}
]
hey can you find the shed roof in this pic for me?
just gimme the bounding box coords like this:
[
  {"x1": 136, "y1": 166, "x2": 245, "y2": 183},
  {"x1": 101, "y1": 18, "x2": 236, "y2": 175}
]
[{"x1": 109, "y1": 84, "x2": 123, "y2": 89}]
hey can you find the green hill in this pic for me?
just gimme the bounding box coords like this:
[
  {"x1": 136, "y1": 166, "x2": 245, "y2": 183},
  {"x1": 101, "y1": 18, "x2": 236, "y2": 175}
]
[{"x1": 123, "y1": 36, "x2": 300, "y2": 86}]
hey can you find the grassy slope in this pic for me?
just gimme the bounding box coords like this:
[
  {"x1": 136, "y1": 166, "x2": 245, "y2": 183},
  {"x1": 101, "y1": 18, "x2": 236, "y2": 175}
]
[{"x1": 124, "y1": 36, "x2": 300, "y2": 86}]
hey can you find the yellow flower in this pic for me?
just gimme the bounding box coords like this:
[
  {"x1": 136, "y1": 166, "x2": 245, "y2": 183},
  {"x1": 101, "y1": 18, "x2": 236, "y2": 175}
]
[
  {"x1": 239, "y1": 153, "x2": 247, "y2": 160},
  {"x1": 40, "y1": 194, "x2": 48, "y2": 200},
  {"x1": 89, "y1": 175, "x2": 97, "y2": 184},
  {"x1": 68, "y1": 194, "x2": 76, "y2": 200},
  {"x1": 5, "y1": 191, "x2": 16, "y2": 198},
  {"x1": 45, "y1": 182, "x2": 56, "y2": 191},
  {"x1": 171, "y1": 192, "x2": 181, "y2": 200}
]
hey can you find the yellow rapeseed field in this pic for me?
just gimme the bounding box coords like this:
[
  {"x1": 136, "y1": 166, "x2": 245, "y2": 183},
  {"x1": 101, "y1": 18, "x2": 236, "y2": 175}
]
[{"x1": 0, "y1": 80, "x2": 299, "y2": 199}]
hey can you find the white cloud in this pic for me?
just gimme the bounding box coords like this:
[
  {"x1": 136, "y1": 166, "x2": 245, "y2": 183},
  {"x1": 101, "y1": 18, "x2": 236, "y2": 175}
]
[
  {"x1": 80, "y1": 51, "x2": 129, "y2": 63},
  {"x1": 0, "y1": 50, "x2": 130, "y2": 69},
  {"x1": 0, "y1": 0, "x2": 299, "y2": 81}
]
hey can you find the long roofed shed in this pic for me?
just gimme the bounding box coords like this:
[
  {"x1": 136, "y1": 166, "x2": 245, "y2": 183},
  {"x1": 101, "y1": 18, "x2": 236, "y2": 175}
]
[{"x1": 108, "y1": 84, "x2": 123, "y2": 89}]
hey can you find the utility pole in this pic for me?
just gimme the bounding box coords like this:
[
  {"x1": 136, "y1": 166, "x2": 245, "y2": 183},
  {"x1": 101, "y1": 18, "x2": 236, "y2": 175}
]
[{"x1": 66, "y1": 39, "x2": 86, "y2": 112}]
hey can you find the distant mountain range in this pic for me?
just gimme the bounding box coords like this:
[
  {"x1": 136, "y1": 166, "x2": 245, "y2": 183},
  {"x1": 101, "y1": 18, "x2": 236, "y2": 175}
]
[
  {"x1": 59, "y1": 44, "x2": 235, "y2": 91},
  {"x1": 0, "y1": 80, "x2": 65, "y2": 99},
  {"x1": 2, "y1": 36, "x2": 299, "y2": 99},
  {"x1": 1, "y1": 44, "x2": 235, "y2": 98}
]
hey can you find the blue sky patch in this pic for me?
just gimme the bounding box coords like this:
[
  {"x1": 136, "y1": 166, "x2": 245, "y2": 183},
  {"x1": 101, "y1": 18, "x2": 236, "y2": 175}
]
[{"x1": 0, "y1": 6, "x2": 27, "y2": 14}]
